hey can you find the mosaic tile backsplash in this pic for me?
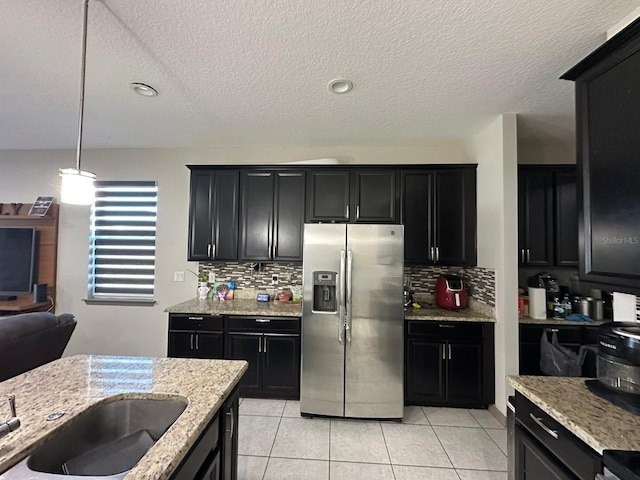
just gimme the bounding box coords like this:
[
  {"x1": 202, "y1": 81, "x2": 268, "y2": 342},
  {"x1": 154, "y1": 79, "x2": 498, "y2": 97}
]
[{"x1": 199, "y1": 262, "x2": 496, "y2": 309}]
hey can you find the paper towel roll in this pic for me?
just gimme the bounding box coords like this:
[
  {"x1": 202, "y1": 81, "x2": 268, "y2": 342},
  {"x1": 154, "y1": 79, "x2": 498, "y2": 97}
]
[{"x1": 529, "y1": 287, "x2": 547, "y2": 320}]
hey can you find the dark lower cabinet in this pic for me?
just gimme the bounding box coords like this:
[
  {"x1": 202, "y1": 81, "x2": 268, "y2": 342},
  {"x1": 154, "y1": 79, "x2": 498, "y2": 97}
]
[
  {"x1": 405, "y1": 321, "x2": 494, "y2": 408},
  {"x1": 515, "y1": 393, "x2": 601, "y2": 480},
  {"x1": 171, "y1": 386, "x2": 239, "y2": 480},
  {"x1": 519, "y1": 324, "x2": 598, "y2": 377},
  {"x1": 225, "y1": 316, "x2": 301, "y2": 399},
  {"x1": 168, "y1": 314, "x2": 224, "y2": 360},
  {"x1": 516, "y1": 425, "x2": 576, "y2": 480}
]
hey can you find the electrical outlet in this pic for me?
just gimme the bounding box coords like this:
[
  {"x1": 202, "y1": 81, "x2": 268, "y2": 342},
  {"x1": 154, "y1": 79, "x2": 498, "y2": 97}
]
[
  {"x1": 208, "y1": 272, "x2": 216, "y2": 283},
  {"x1": 271, "y1": 274, "x2": 279, "y2": 285},
  {"x1": 174, "y1": 271, "x2": 185, "y2": 282}
]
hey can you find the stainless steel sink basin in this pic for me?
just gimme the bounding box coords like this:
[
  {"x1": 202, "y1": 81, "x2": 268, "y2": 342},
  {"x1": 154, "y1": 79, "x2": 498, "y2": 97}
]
[{"x1": 1, "y1": 398, "x2": 187, "y2": 479}]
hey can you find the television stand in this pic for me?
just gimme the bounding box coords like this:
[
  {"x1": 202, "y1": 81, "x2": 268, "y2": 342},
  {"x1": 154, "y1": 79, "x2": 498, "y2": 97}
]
[
  {"x1": 0, "y1": 295, "x2": 17, "y2": 302},
  {"x1": 0, "y1": 296, "x2": 50, "y2": 316}
]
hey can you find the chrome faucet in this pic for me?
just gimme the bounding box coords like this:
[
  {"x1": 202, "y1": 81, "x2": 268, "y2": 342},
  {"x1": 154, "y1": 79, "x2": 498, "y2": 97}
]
[{"x1": 0, "y1": 395, "x2": 20, "y2": 438}]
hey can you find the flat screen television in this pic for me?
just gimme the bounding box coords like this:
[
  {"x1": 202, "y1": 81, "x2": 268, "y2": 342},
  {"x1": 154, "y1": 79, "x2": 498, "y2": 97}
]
[{"x1": 0, "y1": 227, "x2": 37, "y2": 301}]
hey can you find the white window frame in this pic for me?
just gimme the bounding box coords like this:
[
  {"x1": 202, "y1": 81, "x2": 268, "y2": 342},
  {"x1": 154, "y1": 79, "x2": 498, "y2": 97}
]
[{"x1": 85, "y1": 181, "x2": 157, "y2": 306}]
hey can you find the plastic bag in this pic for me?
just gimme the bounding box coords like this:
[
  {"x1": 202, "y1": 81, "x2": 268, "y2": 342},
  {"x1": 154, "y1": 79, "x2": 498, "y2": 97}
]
[{"x1": 539, "y1": 330, "x2": 583, "y2": 376}]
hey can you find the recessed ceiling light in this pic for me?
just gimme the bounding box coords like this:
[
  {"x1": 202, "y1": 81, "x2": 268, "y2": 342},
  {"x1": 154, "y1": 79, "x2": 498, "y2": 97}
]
[
  {"x1": 328, "y1": 79, "x2": 353, "y2": 94},
  {"x1": 129, "y1": 83, "x2": 158, "y2": 97}
]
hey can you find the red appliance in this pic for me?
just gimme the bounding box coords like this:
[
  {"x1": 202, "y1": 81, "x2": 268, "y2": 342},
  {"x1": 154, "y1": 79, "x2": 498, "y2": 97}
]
[{"x1": 436, "y1": 275, "x2": 468, "y2": 309}]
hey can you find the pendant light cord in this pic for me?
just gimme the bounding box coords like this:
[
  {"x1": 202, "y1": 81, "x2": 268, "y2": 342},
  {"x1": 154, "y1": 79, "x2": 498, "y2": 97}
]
[{"x1": 75, "y1": 0, "x2": 89, "y2": 172}]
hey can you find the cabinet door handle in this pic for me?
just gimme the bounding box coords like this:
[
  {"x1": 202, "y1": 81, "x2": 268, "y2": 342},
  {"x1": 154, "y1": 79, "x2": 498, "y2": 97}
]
[
  {"x1": 226, "y1": 406, "x2": 235, "y2": 440},
  {"x1": 212, "y1": 244, "x2": 216, "y2": 259},
  {"x1": 448, "y1": 344, "x2": 452, "y2": 360},
  {"x1": 520, "y1": 249, "x2": 525, "y2": 263},
  {"x1": 529, "y1": 413, "x2": 558, "y2": 439},
  {"x1": 207, "y1": 243, "x2": 212, "y2": 258},
  {"x1": 258, "y1": 337, "x2": 262, "y2": 353},
  {"x1": 526, "y1": 248, "x2": 530, "y2": 263},
  {"x1": 442, "y1": 344, "x2": 446, "y2": 360},
  {"x1": 263, "y1": 337, "x2": 267, "y2": 353},
  {"x1": 356, "y1": 205, "x2": 360, "y2": 219},
  {"x1": 430, "y1": 247, "x2": 435, "y2": 262},
  {"x1": 195, "y1": 334, "x2": 199, "y2": 350},
  {"x1": 436, "y1": 247, "x2": 440, "y2": 262},
  {"x1": 190, "y1": 333, "x2": 194, "y2": 350},
  {"x1": 346, "y1": 205, "x2": 350, "y2": 219}
]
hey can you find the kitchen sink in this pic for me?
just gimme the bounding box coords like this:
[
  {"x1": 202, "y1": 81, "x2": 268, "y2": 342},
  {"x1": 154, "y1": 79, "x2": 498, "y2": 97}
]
[{"x1": 1, "y1": 398, "x2": 187, "y2": 479}]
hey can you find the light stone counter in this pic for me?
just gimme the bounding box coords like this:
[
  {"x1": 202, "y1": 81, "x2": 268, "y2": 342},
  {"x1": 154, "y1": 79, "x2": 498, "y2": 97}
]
[
  {"x1": 165, "y1": 297, "x2": 302, "y2": 317},
  {"x1": 508, "y1": 375, "x2": 640, "y2": 455},
  {"x1": 166, "y1": 297, "x2": 495, "y2": 322},
  {"x1": 0, "y1": 355, "x2": 247, "y2": 479},
  {"x1": 519, "y1": 316, "x2": 607, "y2": 326}
]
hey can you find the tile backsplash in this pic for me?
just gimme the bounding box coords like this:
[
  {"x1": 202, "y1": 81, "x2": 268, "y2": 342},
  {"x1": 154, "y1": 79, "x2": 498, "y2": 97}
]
[{"x1": 199, "y1": 262, "x2": 495, "y2": 309}]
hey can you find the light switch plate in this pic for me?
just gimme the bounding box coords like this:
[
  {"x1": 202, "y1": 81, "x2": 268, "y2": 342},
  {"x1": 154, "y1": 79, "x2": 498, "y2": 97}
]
[{"x1": 271, "y1": 274, "x2": 278, "y2": 285}]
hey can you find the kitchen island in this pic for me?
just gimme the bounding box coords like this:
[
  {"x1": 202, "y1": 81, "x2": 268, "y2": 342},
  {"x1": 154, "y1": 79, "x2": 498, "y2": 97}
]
[
  {"x1": 509, "y1": 375, "x2": 640, "y2": 479},
  {"x1": 0, "y1": 355, "x2": 247, "y2": 479}
]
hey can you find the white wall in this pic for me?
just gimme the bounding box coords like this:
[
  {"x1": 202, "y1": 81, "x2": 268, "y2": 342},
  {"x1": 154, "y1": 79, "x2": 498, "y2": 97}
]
[
  {"x1": 470, "y1": 114, "x2": 519, "y2": 416},
  {"x1": 0, "y1": 143, "x2": 471, "y2": 357}
]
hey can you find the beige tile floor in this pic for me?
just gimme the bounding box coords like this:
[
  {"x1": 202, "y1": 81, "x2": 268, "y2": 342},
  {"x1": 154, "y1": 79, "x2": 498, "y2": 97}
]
[{"x1": 237, "y1": 398, "x2": 508, "y2": 480}]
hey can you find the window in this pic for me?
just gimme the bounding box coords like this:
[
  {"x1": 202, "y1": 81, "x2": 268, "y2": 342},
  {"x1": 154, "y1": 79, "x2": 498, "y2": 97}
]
[{"x1": 87, "y1": 181, "x2": 157, "y2": 305}]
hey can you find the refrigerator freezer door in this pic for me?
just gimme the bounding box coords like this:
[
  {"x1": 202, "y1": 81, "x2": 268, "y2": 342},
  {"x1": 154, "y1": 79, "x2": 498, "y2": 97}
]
[
  {"x1": 345, "y1": 224, "x2": 404, "y2": 419},
  {"x1": 301, "y1": 224, "x2": 347, "y2": 417}
]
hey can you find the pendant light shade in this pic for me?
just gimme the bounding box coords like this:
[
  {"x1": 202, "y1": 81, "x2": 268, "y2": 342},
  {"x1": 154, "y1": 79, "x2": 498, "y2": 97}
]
[
  {"x1": 60, "y1": 168, "x2": 96, "y2": 205},
  {"x1": 60, "y1": 0, "x2": 96, "y2": 205}
]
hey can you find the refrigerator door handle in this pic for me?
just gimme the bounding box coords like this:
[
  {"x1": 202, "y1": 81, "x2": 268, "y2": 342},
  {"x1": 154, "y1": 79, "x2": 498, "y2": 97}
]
[
  {"x1": 346, "y1": 250, "x2": 353, "y2": 343},
  {"x1": 338, "y1": 250, "x2": 346, "y2": 344}
]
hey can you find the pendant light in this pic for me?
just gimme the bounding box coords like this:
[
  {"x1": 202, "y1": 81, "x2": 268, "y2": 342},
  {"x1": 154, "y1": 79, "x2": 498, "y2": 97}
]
[{"x1": 60, "y1": 0, "x2": 96, "y2": 205}]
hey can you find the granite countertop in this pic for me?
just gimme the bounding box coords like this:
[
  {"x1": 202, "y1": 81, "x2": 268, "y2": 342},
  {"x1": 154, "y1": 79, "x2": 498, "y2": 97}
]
[
  {"x1": 0, "y1": 355, "x2": 247, "y2": 479},
  {"x1": 508, "y1": 375, "x2": 640, "y2": 455},
  {"x1": 404, "y1": 306, "x2": 494, "y2": 322},
  {"x1": 166, "y1": 298, "x2": 495, "y2": 322},
  {"x1": 165, "y1": 297, "x2": 303, "y2": 317},
  {"x1": 519, "y1": 317, "x2": 607, "y2": 326}
]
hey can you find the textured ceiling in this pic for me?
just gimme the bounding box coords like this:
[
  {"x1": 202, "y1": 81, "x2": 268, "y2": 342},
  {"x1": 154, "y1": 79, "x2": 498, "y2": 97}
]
[{"x1": 0, "y1": 0, "x2": 636, "y2": 149}]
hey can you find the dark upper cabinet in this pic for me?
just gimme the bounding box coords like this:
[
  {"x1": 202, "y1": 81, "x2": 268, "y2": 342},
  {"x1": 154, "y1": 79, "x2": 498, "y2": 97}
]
[
  {"x1": 305, "y1": 170, "x2": 398, "y2": 223},
  {"x1": 518, "y1": 166, "x2": 577, "y2": 267},
  {"x1": 240, "y1": 171, "x2": 304, "y2": 262},
  {"x1": 555, "y1": 170, "x2": 578, "y2": 266},
  {"x1": 352, "y1": 171, "x2": 398, "y2": 223},
  {"x1": 305, "y1": 170, "x2": 351, "y2": 222},
  {"x1": 188, "y1": 169, "x2": 239, "y2": 261},
  {"x1": 561, "y1": 20, "x2": 640, "y2": 292},
  {"x1": 518, "y1": 167, "x2": 554, "y2": 266},
  {"x1": 402, "y1": 168, "x2": 476, "y2": 266}
]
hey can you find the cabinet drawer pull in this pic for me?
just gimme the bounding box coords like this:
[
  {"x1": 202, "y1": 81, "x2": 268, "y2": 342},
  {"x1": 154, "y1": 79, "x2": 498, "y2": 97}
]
[
  {"x1": 439, "y1": 324, "x2": 455, "y2": 328},
  {"x1": 529, "y1": 413, "x2": 558, "y2": 439},
  {"x1": 188, "y1": 316, "x2": 204, "y2": 321},
  {"x1": 255, "y1": 318, "x2": 271, "y2": 323}
]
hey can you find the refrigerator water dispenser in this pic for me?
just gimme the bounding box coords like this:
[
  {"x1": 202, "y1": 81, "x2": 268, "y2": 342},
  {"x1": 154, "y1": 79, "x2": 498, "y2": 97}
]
[{"x1": 312, "y1": 271, "x2": 337, "y2": 313}]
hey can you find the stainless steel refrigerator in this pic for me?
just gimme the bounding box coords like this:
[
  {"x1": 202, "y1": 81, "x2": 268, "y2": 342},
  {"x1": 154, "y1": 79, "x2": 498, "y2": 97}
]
[{"x1": 300, "y1": 223, "x2": 404, "y2": 419}]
